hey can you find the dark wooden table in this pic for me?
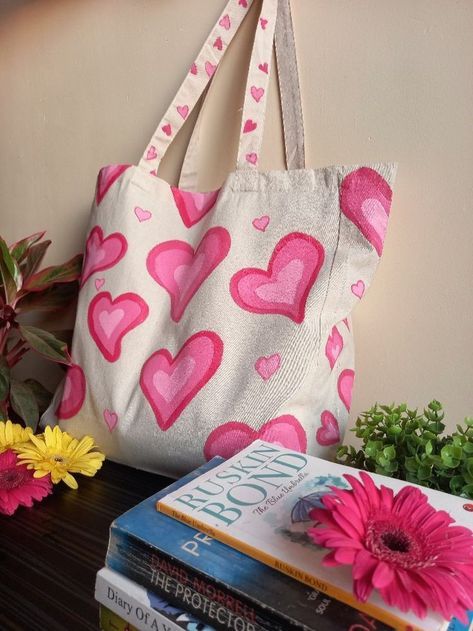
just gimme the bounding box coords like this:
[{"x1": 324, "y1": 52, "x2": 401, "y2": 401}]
[{"x1": 0, "y1": 460, "x2": 169, "y2": 631}]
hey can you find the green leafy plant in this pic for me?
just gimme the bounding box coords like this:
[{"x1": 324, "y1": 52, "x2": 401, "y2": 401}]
[
  {"x1": 0, "y1": 232, "x2": 82, "y2": 431},
  {"x1": 337, "y1": 400, "x2": 473, "y2": 499}
]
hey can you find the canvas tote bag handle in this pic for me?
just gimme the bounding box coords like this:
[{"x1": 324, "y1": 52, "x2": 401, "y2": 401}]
[
  {"x1": 138, "y1": 0, "x2": 304, "y2": 181},
  {"x1": 177, "y1": 0, "x2": 305, "y2": 190}
]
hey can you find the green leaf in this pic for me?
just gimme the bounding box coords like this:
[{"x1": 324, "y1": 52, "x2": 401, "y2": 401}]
[
  {"x1": 9, "y1": 232, "x2": 46, "y2": 263},
  {"x1": 23, "y1": 379, "x2": 52, "y2": 415},
  {"x1": 0, "y1": 356, "x2": 10, "y2": 401},
  {"x1": 23, "y1": 253, "x2": 83, "y2": 292},
  {"x1": 19, "y1": 324, "x2": 71, "y2": 365},
  {"x1": 383, "y1": 445, "x2": 396, "y2": 461},
  {"x1": 9, "y1": 379, "x2": 39, "y2": 431},
  {"x1": 0, "y1": 236, "x2": 22, "y2": 291},
  {"x1": 463, "y1": 441, "x2": 473, "y2": 455},
  {"x1": 16, "y1": 281, "x2": 79, "y2": 314},
  {"x1": 425, "y1": 440, "x2": 433, "y2": 456},
  {"x1": 20, "y1": 240, "x2": 52, "y2": 282}
]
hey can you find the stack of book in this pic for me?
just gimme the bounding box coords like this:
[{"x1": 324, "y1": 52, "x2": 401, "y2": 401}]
[{"x1": 95, "y1": 440, "x2": 473, "y2": 631}]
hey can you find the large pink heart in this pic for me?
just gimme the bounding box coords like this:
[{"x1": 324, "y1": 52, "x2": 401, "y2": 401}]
[
  {"x1": 56, "y1": 364, "x2": 86, "y2": 419},
  {"x1": 325, "y1": 325, "x2": 343, "y2": 370},
  {"x1": 171, "y1": 187, "x2": 220, "y2": 228},
  {"x1": 316, "y1": 411, "x2": 340, "y2": 446},
  {"x1": 88, "y1": 291, "x2": 149, "y2": 362},
  {"x1": 140, "y1": 331, "x2": 223, "y2": 431},
  {"x1": 204, "y1": 415, "x2": 307, "y2": 461},
  {"x1": 95, "y1": 164, "x2": 131, "y2": 205},
  {"x1": 340, "y1": 167, "x2": 393, "y2": 256},
  {"x1": 230, "y1": 232, "x2": 325, "y2": 323},
  {"x1": 147, "y1": 228, "x2": 231, "y2": 323},
  {"x1": 338, "y1": 368, "x2": 355, "y2": 412},
  {"x1": 81, "y1": 226, "x2": 128, "y2": 286}
]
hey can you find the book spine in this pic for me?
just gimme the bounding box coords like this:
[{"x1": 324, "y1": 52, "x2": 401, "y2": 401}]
[
  {"x1": 99, "y1": 604, "x2": 139, "y2": 631},
  {"x1": 106, "y1": 532, "x2": 300, "y2": 631},
  {"x1": 95, "y1": 570, "x2": 183, "y2": 631},
  {"x1": 107, "y1": 530, "x2": 394, "y2": 631},
  {"x1": 157, "y1": 502, "x2": 424, "y2": 631}
]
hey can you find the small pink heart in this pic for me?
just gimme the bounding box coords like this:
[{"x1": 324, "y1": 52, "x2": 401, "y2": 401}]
[
  {"x1": 258, "y1": 62, "x2": 268, "y2": 74},
  {"x1": 56, "y1": 364, "x2": 86, "y2": 419},
  {"x1": 213, "y1": 37, "x2": 223, "y2": 51},
  {"x1": 325, "y1": 325, "x2": 343, "y2": 370},
  {"x1": 95, "y1": 278, "x2": 105, "y2": 291},
  {"x1": 243, "y1": 119, "x2": 257, "y2": 133},
  {"x1": 251, "y1": 86, "x2": 264, "y2": 102},
  {"x1": 316, "y1": 411, "x2": 340, "y2": 446},
  {"x1": 162, "y1": 124, "x2": 172, "y2": 137},
  {"x1": 219, "y1": 14, "x2": 231, "y2": 30},
  {"x1": 177, "y1": 105, "x2": 189, "y2": 120},
  {"x1": 134, "y1": 206, "x2": 152, "y2": 222},
  {"x1": 104, "y1": 409, "x2": 118, "y2": 432},
  {"x1": 146, "y1": 145, "x2": 157, "y2": 160},
  {"x1": 246, "y1": 152, "x2": 258, "y2": 165},
  {"x1": 205, "y1": 61, "x2": 216, "y2": 77},
  {"x1": 338, "y1": 369, "x2": 354, "y2": 412},
  {"x1": 255, "y1": 353, "x2": 281, "y2": 380},
  {"x1": 351, "y1": 280, "x2": 365, "y2": 298},
  {"x1": 260, "y1": 17, "x2": 268, "y2": 29},
  {"x1": 149, "y1": 169, "x2": 158, "y2": 177},
  {"x1": 252, "y1": 215, "x2": 270, "y2": 232},
  {"x1": 239, "y1": 0, "x2": 248, "y2": 7},
  {"x1": 190, "y1": 63, "x2": 198, "y2": 75}
]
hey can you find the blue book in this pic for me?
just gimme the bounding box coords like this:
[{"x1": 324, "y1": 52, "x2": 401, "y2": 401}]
[{"x1": 106, "y1": 458, "x2": 394, "y2": 631}]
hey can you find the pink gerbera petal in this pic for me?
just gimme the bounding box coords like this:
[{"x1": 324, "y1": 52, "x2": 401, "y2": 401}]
[{"x1": 0, "y1": 449, "x2": 52, "y2": 516}]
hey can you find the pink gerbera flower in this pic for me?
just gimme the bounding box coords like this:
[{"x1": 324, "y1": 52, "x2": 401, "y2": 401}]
[
  {"x1": 0, "y1": 449, "x2": 52, "y2": 516},
  {"x1": 308, "y1": 471, "x2": 473, "y2": 623}
]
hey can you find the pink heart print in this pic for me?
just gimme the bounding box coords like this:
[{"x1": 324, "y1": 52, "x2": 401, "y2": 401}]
[
  {"x1": 255, "y1": 353, "x2": 281, "y2": 380},
  {"x1": 316, "y1": 411, "x2": 341, "y2": 446},
  {"x1": 205, "y1": 61, "x2": 216, "y2": 77},
  {"x1": 190, "y1": 63, "x2": 198, "y2": 75},
  {"x1": 103, "y1": 409, "x2": 118, "y2": 432},
  {"x1": 213, "y1": 37, "x2": 223, "y2": 51},
  {"x1": 134, "y1": 207, "x2": 152, "y2": 222},
  {"x1": 239, "y1": 0, "x2": 248, "y2": 7},
  {"x1": 146, "y1": 227, "x2": 231, "y2": 323},
  {"x1": 162, "y1": 124, "x2": 172, "y2": 137},
  {"x1": 146, "y1": 146, "x2": 157, "y2": 161},
  {"x1": 95, "y1": 164, "x2": 131, "y2": 205},
  {"x1": 246, "y1": 152, "x2": 258, "y2": 165},
  {"x1": 177, "y1": 105, "x2": 189, "y2": 120},
  {"x1": 230, "y1": 232, "x2": 325, "y2": 324},
  {"x1": 95, "y1": 278, "x2": 105, "y2": 291},
  {"x1": 149, "y1": 169, "x2": 158, "y2": 177},
  {"x1": 258, "y1": 62, "x2": 268, "y2": 74},
  {"x1": 140, "y1": 331, "x2": 223, "y2": 431},
  {"x1": 338, "y1": 369, "x2": 355, "y2": 412},
  {"x1": 340, "y1": 167, "x2": 393, "y2": 256},
  {"x1": 351, "y1": 280, "x2": 365, "y2": 299},
  {"x1": 260, "y1": 17, "x2": 268, "y2": 29},
  {"x1": 204, "y1": 415, "x2": 307, "y2": 461},
  {"x1": 219, "y1": 14, "x2": 231, "y2": 30},
  {"x1": 325, "y1": 325, "x2": 343, "y2": 370},
  {"x1": 88, "y1": 291, "x2": 149, "y2": 362},
  {"x1": 81, "y1": 226, "x2": 127, "y2": 286},
  {"x1": 171, "y1": 186, "x2": 220, "y2": 228},
  {"x1": 56, "y1": 364, "x2": 86, "y2": 419},
  {"x1": 250, "y1": 86, "x2": 264, "y2": 102},
  {"x1": 252, "y1": 215, "x2": 270, "y2": 232},
  {"x1": 243, "y1": 119, "x2": 257, "y2": 133}
]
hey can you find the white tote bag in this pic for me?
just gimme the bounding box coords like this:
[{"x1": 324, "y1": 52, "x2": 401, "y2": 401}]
[{"x1": 45, "y1": 0, "x2": 396, "y2": 477}]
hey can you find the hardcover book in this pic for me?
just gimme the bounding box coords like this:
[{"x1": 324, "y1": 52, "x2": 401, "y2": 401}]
[
  {"x1": 157, "y1": 440, "x2": 473, "y2": 631},
  {"x1": 106, "y1": 458, "x2": 393, "y2": 631}
]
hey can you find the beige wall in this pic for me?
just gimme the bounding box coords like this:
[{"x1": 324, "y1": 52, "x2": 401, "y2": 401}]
[{"x1": 1, "y1": 0, "x2": 472, "y2": 433}]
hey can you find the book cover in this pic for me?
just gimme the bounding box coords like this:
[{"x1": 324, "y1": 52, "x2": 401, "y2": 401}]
[
  {"x1": 95, "y1": 567, "x2": 214, "y2": 631},
  {"x1": 100, "y1": 604, "x2": 139, "y2": 631},
  {"x1": 107, "y1": 458, "x2": 392, "y2": 631},
  {"x1": 158, "y1": 440, "x2": 473, "y2": 631}
]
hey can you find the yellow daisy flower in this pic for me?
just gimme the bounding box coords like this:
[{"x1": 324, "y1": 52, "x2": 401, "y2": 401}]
[
  {"x1": 0, "y1": 420, "x2": 33, "y2": 453},
  {"x1": 16, "y1": 425, "x2": 105, "y2": 489}
]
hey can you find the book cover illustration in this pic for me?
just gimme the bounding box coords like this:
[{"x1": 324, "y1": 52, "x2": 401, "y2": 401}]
[
  {"x1": 158, "y1": 441, "x2": 473, "y2": 631},
  {"x1": 107, "y1": 458, "x2": 392, "y2": 631}
]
